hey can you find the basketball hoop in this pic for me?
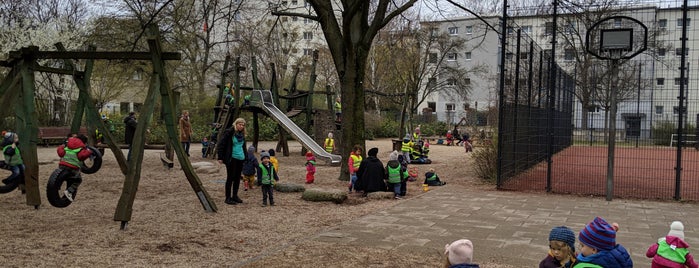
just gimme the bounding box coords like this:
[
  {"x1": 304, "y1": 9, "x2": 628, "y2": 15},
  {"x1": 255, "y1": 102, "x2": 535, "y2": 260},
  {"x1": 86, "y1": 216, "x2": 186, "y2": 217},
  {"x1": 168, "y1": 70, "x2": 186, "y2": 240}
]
[{"x1": 586, "y1": 16, "x2": 647, "y2": 60}]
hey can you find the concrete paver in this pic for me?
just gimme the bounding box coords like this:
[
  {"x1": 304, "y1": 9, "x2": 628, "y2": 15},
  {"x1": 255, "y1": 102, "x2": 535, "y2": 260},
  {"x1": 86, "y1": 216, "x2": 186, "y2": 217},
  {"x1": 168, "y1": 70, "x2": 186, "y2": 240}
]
[{"x1": 313, "y1": 185, "x2": 699, "y2": 267}]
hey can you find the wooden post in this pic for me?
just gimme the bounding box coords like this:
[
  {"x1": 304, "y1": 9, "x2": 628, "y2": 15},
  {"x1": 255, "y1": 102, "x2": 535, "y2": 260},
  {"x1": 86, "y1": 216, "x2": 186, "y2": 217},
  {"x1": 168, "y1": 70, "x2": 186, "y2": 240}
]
[
  {"x1": 0, "y1": 68, "x2": 21, "y2": 120},
  {"x1": 18, "y1": 47, "x2": 41, "y2": 207}
]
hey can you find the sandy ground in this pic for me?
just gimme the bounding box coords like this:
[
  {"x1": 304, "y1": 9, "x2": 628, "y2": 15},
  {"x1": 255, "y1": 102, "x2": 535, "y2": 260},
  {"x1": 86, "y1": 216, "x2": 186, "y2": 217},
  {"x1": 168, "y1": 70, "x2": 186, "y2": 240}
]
[{"x1": 0, "y1": 138, "x2": 492, "y2": 267}]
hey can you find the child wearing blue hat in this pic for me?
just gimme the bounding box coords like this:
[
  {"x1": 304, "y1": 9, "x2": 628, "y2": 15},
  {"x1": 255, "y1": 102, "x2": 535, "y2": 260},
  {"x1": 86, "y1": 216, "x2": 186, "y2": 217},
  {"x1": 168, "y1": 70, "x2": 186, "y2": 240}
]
[
  {"x1": 574, "y1": 217, "x2": 633, "y2": 268},
  {"x1": 540, "y1": 226, "x2": 576, "y2": 268}
]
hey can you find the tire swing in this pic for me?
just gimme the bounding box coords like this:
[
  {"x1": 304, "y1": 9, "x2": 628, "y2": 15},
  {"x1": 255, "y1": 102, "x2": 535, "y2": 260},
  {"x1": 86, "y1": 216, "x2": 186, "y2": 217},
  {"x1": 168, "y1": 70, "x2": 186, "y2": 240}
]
[
  {"x1": 46, "y1": 168, "x2": 76, "y2": 208},
  {"x1": 0, "y1": 160, "x2": 23, "y2": 194},
  {"x1": 80, "y1": 145, "x2": 102, "y2": 174}
]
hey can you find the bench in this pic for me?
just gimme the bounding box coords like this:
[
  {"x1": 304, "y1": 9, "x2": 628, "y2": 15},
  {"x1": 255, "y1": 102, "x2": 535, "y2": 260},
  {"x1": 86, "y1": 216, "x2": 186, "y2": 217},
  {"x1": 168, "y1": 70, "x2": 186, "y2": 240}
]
[
  {"x1": 38, "y1": 127, "x2": 88, "y2": 146},
  {"x1": 670, "y1": 134, "x2": 698, "y2": 149}
]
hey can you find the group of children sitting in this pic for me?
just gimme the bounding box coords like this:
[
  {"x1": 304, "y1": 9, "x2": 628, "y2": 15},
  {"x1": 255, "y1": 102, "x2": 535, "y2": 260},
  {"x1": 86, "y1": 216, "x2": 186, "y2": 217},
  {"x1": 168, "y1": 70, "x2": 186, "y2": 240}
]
[{"x1": 444, "y1": 217, "x2": 696, "y2": 268}]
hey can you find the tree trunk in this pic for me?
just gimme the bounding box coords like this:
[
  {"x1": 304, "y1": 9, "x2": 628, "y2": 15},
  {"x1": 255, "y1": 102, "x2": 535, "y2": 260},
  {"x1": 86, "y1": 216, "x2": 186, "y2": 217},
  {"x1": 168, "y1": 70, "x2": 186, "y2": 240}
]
[{"x1": 338, "y1": 47, "x2": 368, "y2": 181}]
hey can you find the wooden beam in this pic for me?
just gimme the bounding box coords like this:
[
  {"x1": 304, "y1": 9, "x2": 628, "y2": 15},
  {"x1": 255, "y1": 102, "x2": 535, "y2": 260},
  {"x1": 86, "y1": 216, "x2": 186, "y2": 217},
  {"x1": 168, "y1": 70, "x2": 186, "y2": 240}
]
[
  {"x1": 18, "y1": 58, "x2": 41, "y2": 207},
  {"x1": 33, "y1": 64, "x2": 84, "y2": 76},
  {"x1": 6, "y1": 50, "x2": 181, "y2": 61}
]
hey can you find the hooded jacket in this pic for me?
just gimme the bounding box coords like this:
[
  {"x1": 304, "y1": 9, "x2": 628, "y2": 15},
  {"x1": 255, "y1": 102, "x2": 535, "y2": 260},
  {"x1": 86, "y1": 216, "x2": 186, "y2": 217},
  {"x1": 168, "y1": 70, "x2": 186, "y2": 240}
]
[
  {"x1": 354, "y1": 156, "x2": 386, "y2": 193},
  {"x1": 241, "y1": 146, "x2": 258, "y2": 176},
  {"x1": 574, "y1": 244, "x2": 633, "y2": 268},
  {"x1": 57, "y1": 137, "x2": 93, "y2": 170},
  {"x1": 647, "y1": 235, "x2": 698, "y2": 268}
]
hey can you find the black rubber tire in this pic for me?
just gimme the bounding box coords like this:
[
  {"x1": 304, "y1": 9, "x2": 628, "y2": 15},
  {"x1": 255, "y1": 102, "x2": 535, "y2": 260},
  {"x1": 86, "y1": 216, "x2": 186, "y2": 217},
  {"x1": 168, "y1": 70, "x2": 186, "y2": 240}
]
[
  {"x1": 0, "y1": 161, "x2": 23, "y2": 194},
  {"x1": 46, "y1": 168, "x2": 76, "y2": 208},
  {"x1": 80, "y1": 145, "x2": 103, "y2": 174}
]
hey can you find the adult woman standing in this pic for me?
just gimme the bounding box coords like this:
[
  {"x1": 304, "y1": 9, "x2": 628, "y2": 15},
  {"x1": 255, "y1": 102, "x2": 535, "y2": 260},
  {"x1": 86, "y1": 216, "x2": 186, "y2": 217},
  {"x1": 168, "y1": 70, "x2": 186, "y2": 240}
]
[
  {"x1": 217, "y1": 118, "x2": 248, "y2": 205},
  {"x1": 179, "y1": 110, "x2": 192, "y2": 156}
]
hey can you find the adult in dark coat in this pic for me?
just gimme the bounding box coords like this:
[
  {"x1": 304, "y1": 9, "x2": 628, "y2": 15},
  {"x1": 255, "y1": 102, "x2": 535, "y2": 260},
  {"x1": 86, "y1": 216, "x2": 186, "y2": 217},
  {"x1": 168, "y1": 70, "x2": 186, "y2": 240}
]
[
  {"x1": 216, "y1": 118, "x2": 248, "y2": 205},
  {"x1": 354, "y1": 147, "x2": 387, "y2": 195}
]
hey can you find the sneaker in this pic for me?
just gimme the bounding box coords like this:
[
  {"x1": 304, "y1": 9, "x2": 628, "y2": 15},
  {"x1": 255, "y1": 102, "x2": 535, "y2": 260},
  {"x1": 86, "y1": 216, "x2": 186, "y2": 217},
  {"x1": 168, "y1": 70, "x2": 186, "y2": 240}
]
[
  {"x1": 64, "y1": 190, "x2": 74, "y2": 202},
  {"x1": 394, "y1": 196, "x2": 402, "y2": 200}
]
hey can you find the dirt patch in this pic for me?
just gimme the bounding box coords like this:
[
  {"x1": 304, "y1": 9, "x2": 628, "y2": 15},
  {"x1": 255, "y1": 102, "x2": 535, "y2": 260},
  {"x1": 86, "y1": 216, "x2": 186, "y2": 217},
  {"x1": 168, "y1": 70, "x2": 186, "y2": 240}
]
[{"x1": 0, "y1": 139, "x2": 491, "y2": 267}]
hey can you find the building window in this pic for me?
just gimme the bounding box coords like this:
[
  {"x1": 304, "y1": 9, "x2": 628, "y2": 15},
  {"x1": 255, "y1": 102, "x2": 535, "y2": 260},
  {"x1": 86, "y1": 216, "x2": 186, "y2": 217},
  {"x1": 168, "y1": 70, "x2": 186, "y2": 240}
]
[
  {"x1": 446, "y1": 103, "x2": 455, "y2": 111},
  {"x1": 448, "y1": 27, "x2": 458, "y2": 35},
  {"x1": 658, "y1": 19, "x2": 667, "y2": 29},
  {"x1": 614, "y1": 18, "x2": 622, "y2": 28},
  {"x1": 447, "y1": 52, "x2": 457, "y2": 61},
  {"x1": 505, "y1": 52, "x2": 513, "y2": 60},
  {"x1": 677, "y1": 18, "x2": 691, "y2": 27},
  {"x1": 281, "y1": 0, "x2": 288, "y2": 5},
  {"x1": 673, "y1": 106, "x2": 687, "y2": 115},
  {"x1": 292, "y1": 0, "x2": 298, "y2": 5},
  {"x1": 564, "y1": 49, "x2": 574, "y2": 61},
  {"x1": 292, "y1": 16, "x2": 298, "y2": 21},
  {"x1": 465, "y1": 52, "x2": 472, "y2": 60},
  {"x1": 674, "y1": 77, "x2": 688, "y2": 86},
  {"x1": 657, "y1": 78, "x2": 664, "y2": 86},
  {"x1": 429, "y1": 53, "x2": 438, "y2": 63},
  {"x1": 464, "y1": 78, "x2": 471, "y2": 85},
  {"x1": 564, "y1": 22, "x2": 575, "y2": 33},
  {"x1": 658, "y1": 48, "x2": 665, "y2": 57},
  {"x1": 545, "y1": 22, "x2": 554, "y2": 35},
  {"x1": 520, "y1": 52, "x2": 528, "y2": 59},
  {"x1": 446, "y1": 78, "x2": 456, "y2": 86},
  {"x1": 427, "y1": 102, "x2": 436, "y2": 112},
  {"x1": 507, "y1": 27, "x2": 514, "y2": 34},
  {"x1": 303, "y1": 48, "x2": 313, "y2": 56},
  {"x1": 522, "y1": 25, "x2": 532, "y2": 34},
  {"x1": 303, "y1": 31, "x2": 313, "y2": 40},
  {"x1": 427, "y1": 77, "x2": 437, "y2": 88},
  {"x1": 233, "y1": 11, "x2": 241, "y2": 21},
  {"x1": 304, "y1": 18, "x2": 310, "y2": 24},
  {"x1": 655, "y1": 106, "x2": 663, "y2": 114},
  {"x1": 675, "y1": 47, "x2": 689, "y2": 56},
  {"x1": 132, "y1": 69, "x2": 143, "y2": 81},
  {"x1": 465, "y1": 26, "x2": 473, "y2": 34}
]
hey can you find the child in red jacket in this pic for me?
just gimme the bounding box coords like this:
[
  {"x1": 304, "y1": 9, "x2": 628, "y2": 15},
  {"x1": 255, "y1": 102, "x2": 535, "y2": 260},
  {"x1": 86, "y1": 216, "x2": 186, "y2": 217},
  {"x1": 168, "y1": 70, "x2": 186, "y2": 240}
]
[
  {"x1": 305, "y1": 152, "x2": 316, "y2": 184},
  {"x1": 57, "y1": 134, "x2": 93, "y2": 201},
  {"x1": 646, "y1": 221, "x2": 698, "y2": 268}
]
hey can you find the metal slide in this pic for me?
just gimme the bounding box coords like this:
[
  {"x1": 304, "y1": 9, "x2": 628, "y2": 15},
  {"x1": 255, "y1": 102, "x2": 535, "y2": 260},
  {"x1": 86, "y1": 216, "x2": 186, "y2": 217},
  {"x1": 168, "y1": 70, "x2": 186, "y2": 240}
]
[{"x1": 250, "y1": 90, "x2": 342, "y2": 165}]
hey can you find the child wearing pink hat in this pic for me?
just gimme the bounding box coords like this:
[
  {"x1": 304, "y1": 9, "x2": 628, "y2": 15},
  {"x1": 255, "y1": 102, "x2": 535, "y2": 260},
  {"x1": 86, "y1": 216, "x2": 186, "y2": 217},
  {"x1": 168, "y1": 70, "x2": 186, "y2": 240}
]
[
  {"x1": 305, "y1": 151, "x2": 316, "y2": 184},
  {"x1": 443, "y1": 239, "x2": 479, "y2": 268},
  {"x1": 574, "y1": 217, "x2": 632, "y2": 268},
  {"x1": 646, "y1": 221, "x2": 698, "y2": 268}
]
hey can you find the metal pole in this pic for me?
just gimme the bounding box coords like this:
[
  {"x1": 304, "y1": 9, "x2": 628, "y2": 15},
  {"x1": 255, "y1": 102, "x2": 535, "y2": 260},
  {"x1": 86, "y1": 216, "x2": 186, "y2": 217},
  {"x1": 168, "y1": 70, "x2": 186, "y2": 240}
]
[
  {"x1": 675, "y1": 0, "x2": 689, "y2": 200},
  {"x1": 546, "y1": 0, "x2": 558, "y2": 192},
  {"x1": 606, "y1": 58, "x2": 619, "y2": 201},
  {"x1": 636, "y1": 62, "x2": 641, "y2": 148},
  {"x1": 496, "y1": 0, "x2": 508, "y2": 188}
]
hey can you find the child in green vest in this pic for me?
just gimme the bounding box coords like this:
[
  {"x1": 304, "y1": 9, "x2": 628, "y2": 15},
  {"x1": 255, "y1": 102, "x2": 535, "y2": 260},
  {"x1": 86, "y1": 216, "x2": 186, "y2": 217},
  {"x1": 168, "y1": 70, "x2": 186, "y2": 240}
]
[
  {"x1": 424, "y1": 168, "x2": 446, "y2": 186},
  {"x1": 57, "y1": 134, "x2": 94, "y2": 201},
  {"x1": 1, "y1": 132, "x2": 24, "y2": 186},
  {"x1": 385, "y1": 151, "x2": 408, "y2": 199},
  {"x1": 256, "y1": 151, "x2": 279, "y2": 207},
  {"x1": 646, "y1": 221, "x2": 698, "y2": 268}
]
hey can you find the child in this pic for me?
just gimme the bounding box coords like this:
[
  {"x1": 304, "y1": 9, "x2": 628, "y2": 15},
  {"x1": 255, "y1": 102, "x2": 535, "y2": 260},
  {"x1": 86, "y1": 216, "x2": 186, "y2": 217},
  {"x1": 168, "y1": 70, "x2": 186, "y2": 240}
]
[
  {"x1": 201, "y1": 137, "x2": 209, "y2": 158},
  {"x1": 646, "y1": 221, "x2": 698, "y2": 268},
  {"x1": 443, "y1": 239, "x2": 480, "y2": 268},
  {"x1": 463, "y1": 132, "x2": 473, "y2": 153},
  {"x1": 324, "y1": 132, "x2": 335, "y2": 153},
  {"x1": 407, "y1": 165, "x2": 419, "y2": 182},
  {"x1": 305, "y1": 151, "x2": 316, "y2": 184},
  {"x1": 1, "y1": 132, "x2": 25, "y2": 186},
  {"x1": 446, "y1": 130, "x2": 454, "y2": 146},
  {"x1": 241, "y1": 146, "x2": 258, "y2": 191},
  {"x1": 424, "y1": 168, "x2": 446, "y2": 186},
  {"x1": 57, "y1": 134, "x2": 94, "y2": 201},
  {"x1": 385, "y1": 150, "x2": 408, "y2": 199},
  {"x1": 268, "y1": 149, "x2": 279, "y2": 172},
  {"x1": 540, "y1": 226, "x2": 577, "y2": 268},
  {"x1": 348, "y1": 145, "x2": 363, "y2": 192},
  {"x1": 257, "y1": 151, "x2": 279, "y2": 206},
  {"x1": 400, "y1": 135, "x2": 412, "y2": 164},
  {"x1": 574, "y1": 217, "x2": 633, "y2": 267}
]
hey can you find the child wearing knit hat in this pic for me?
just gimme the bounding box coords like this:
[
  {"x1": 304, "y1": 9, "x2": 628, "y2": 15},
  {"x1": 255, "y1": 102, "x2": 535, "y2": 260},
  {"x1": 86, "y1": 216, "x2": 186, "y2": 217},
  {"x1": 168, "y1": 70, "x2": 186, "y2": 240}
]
[
  {"x1": 256, "y1": 151, "x2": 278, "y2": 206},
  {"x1": 574, "y1": 217, "x2": 633, "y2": 268},
  {"x1": 646, "y1": 221, "x2": 698, "y2": 268},
  {"x1": 540, "y1": 226, "x2": 577, "y2": 268},
  {"x1": 443, "y1": 239, "x2": 480, "y2": 268}
]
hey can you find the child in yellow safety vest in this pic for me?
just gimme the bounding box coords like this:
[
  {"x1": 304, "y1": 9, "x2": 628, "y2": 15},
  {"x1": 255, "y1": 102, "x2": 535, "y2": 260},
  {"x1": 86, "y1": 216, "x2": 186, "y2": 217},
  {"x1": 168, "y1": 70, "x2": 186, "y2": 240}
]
[
  {"x1": 646, "y1": 221, "x2": 698, "y2": 268},
  {"x1": 57, "y1": 134, "x2": 94, "y2": 202},
  {"x1": 324, "y1": 132, "x2": 335, "y2": 153},
  {"x1": 348, "y1": 145, "x2": 363, "y2": 192}
]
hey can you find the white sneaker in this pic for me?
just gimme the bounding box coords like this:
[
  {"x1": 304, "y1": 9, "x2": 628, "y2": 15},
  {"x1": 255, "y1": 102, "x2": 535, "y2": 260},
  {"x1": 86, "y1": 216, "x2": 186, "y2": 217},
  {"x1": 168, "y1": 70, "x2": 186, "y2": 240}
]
[{"x1": 64, "y1": 190, "x2": 74, "y2": 202}]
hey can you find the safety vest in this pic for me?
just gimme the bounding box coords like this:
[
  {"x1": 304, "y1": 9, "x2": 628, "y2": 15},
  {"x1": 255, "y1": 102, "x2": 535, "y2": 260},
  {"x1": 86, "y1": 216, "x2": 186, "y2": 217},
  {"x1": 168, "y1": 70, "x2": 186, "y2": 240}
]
[
  {"x1": 411, "y1": 148, "x2": 422, "y2": 159},
  {"x1": 258, "y1": 164, "x2": 276, "y2": 185},
  {"x1": 412, "y1": 132, "x2": 420, "y2": 141},
  {"x1": 95, "y1": 129, "x2": 103, "y2": 140},
  {"x1": 401, "y1": 141, "x2": 412, "y2": 152},
  {"x1": 387, "y1": 165, "x2": 402, "y2": 184},
  {"x1": 2, "y1": 145, "x2": 23, "y2": 166},
  {"x1": 426, "y1": 173, "x2": 437, "y2": 182},
  {"x1": 350, "y1": 154, "x2": 362, "y2": 170},
  {"x1": 334, "y1": 102, "x2": 341, "y2": 112},
  {"x1": 62, "y1": 147, "x2": 82, "y2": 167},
  {"x1": 657, "y1": 238, "x2": 689, "y2": 264},
  {"x1": 324, "y1": 138, "x2": 334, "y2": 153}
]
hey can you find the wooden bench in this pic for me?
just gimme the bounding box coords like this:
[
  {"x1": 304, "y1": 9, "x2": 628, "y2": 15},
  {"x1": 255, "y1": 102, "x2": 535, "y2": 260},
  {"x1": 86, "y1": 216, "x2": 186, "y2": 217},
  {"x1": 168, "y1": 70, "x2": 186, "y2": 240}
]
[{"x1": 38, "y1": 127, "x2": 88, "y2": 146}]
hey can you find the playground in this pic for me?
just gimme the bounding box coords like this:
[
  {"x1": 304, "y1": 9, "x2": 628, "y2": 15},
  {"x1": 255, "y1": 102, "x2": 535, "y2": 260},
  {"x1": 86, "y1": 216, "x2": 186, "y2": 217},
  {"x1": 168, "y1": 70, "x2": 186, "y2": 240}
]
[{"x1": 0, "y1": 138, "x2": 483, "y2": 267}]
